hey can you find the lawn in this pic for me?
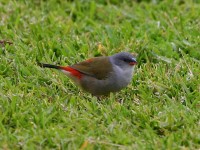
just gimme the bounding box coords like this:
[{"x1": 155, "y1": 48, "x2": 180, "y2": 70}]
[{"x1": 0, "y1": 0, "x2": 200, "y2": 149}]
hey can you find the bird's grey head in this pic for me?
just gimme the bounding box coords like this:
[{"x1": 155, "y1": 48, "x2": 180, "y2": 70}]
[{"x1": 110, "y1": 52, "x2": 137, "y2": 68}]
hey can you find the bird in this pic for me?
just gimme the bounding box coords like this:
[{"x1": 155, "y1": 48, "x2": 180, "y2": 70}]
[{"x1": 39, "y1": 52, "x2": 137, "y2": 96}]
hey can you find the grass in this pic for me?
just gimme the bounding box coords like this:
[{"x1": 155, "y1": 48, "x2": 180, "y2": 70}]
[{"x1": 0, "y1": 0, "x2": 200, "y2": 149}]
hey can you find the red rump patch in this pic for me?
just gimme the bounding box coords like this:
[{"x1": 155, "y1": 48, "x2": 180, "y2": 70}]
[{"x1": 60, "y1": 66, "x2": 82, "y2": 79}]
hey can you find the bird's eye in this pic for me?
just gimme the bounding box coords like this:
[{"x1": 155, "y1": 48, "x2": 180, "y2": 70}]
[{"x1": 123, "y1": 58, "x2": 129, "y2": 62}]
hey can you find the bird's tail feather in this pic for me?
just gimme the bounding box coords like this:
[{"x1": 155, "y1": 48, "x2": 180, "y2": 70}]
[
  {"x1": 38, "y1": 63, "x2": 82, "y2": 79},
  {"x1": 38, "y1": 63, "x2": 61, "y2": 70}
]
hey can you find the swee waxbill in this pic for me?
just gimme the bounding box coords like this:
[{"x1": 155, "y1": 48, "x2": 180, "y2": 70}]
[{"x1": 39, "y1": 52, "x2": 137, "y2": 96}]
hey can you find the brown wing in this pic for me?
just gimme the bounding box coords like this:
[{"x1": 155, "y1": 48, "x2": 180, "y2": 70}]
[{"x1": 70, "y1": 57, "x2": 113, "y2": 80}]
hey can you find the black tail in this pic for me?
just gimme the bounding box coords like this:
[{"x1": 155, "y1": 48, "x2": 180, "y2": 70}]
[{"x1": 38, "y1": 63, "x2": 61, "y2": 70}]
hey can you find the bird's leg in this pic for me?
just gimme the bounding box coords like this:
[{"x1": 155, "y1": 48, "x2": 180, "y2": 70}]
[
  {"x1": 94, "y1": 95, "x2": 102, "y2": 101},
  {"x1": 117, "y1": 98, "x2": 124, "y2": 104}
]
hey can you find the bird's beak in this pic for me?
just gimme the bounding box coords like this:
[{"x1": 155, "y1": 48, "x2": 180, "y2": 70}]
[{"x1": 129, "y1": 58, "x2": 137, "y2": 65}]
